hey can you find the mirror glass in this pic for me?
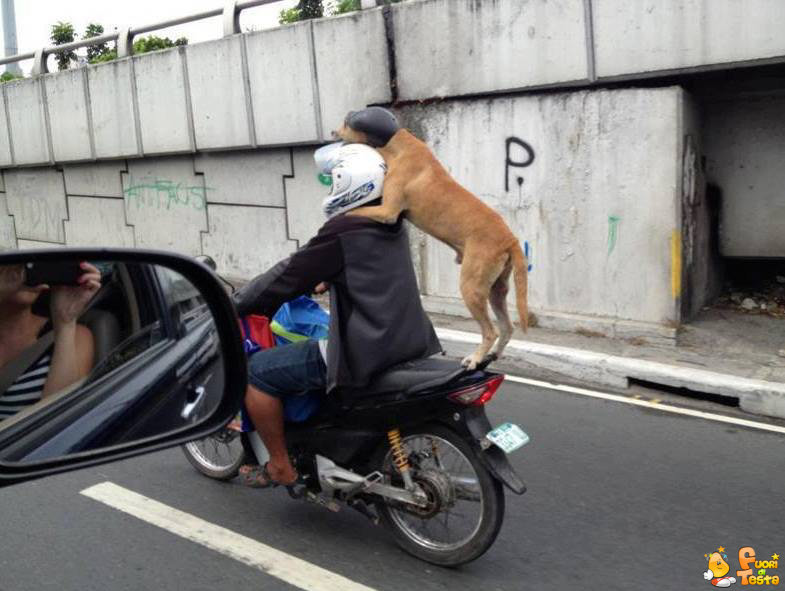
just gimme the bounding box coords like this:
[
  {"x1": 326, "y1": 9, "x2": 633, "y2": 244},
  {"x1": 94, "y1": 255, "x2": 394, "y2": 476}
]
[{"x1": 0, "y1": 257, "x2": 224, "y2": 464}]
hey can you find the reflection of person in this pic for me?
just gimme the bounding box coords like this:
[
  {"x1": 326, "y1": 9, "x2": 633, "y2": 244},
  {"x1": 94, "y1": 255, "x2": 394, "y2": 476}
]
[
  {"x1": 0, "y1": 262, "x2": 101, "y2": 420},
  {"x1": 234, "y1": 144, "x2": 440, "y2": 487}
]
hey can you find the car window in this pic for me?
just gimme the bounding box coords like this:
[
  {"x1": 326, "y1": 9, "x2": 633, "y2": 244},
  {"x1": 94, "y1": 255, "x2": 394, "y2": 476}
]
[
  {"x1": 155, "y1": 267, "x2": 209, "y2": 335},
  {"x1": 81, "y1": 263, "x2": 166, "y2": 385}
]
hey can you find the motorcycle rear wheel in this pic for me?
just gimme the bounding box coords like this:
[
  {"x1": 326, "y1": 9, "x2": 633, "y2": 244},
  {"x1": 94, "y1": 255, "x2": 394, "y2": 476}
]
[
  {"x1": 181, "y1": 427, "x2": 250, "y2": 480},
  {"x1": 373, "y1": 424, "x2": 505, "y2": 567}
]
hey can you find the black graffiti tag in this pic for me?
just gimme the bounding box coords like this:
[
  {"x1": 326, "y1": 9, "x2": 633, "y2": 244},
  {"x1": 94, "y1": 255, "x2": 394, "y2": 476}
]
[{"x1": 505, "y1": 137, "x2": 535, "y2": 192}]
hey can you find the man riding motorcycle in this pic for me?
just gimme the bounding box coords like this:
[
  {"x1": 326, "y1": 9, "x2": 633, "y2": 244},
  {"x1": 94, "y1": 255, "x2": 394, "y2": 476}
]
[{"x1": 234, "y1": 143, "x2": 442, "y2": 487}]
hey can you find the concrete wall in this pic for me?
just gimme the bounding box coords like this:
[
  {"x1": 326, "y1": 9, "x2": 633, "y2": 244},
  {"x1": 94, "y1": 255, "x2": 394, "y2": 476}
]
[
  {"x1": 704, "y1": 94, "x2": 785, "y2": 258},
  {"x1": 593, "y1": 0, "x2": 785, "y2": 79},
  {"x1": 680, "y1": 92, "x2": 723, "y2": 320},
  {"x1": 0, "y1": 176, "x2": 15, "y2": 250},
  {"x1": 400, "y1": 87, "x2": 686, "y2": 339},
  {"x1": 0, "y1": 146, "x2": 324, "y2": 280},
  {"x1": 5, "y1": 0, "x2": 784, "y2": 337},
  {"x1": 393, "y1": 0, "x2": 590, "y2": 99},
  {"x1": 1, "y1": 0, "x2": 785, "y2": 169},
  {"x1": 0, "y1": 9, "x2": 391, "y2": 167},
  {"x1": 0, "y1": 86, "x2": 691, "y2": 339}
]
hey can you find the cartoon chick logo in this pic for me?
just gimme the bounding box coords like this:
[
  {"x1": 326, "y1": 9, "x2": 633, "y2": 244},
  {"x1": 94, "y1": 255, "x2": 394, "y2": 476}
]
[
  {"x1": 704, "y1": 546, "x2": 781, "y2": 587},
  {"x1": 705, "y1": 548, "x2": 737, "y2": 587}
]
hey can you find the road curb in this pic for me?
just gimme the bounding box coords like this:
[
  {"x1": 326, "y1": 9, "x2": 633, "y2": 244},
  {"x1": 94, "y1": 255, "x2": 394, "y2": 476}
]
[{"x1": 435, "y1": 328, "x2": 785, "y2": 420}]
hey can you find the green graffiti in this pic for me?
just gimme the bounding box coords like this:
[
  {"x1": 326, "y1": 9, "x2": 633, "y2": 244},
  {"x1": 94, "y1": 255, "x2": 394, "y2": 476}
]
[
  {"x1": 607, "y1": 215, "x2": 621, "y2": 255},
  {"x1": 124, "y1": 179, "x2": 212, "y2": 212}
]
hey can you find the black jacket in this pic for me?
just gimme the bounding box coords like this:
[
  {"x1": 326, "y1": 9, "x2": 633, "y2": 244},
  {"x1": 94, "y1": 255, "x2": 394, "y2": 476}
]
[{"x1": 234, "y1": 215, "x2": 442, "y2": 394}]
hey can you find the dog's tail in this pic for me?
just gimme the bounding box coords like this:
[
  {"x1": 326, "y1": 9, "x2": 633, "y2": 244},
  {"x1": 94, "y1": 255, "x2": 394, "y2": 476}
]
[{"x1": 510, "y1": 242, "x2": 529, "y2": 332}]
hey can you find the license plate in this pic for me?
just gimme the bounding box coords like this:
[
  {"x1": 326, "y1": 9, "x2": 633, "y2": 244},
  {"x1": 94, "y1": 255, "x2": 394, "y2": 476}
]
[{"x1": 486, "y1": 423, "x2": 530, "y2": 454}]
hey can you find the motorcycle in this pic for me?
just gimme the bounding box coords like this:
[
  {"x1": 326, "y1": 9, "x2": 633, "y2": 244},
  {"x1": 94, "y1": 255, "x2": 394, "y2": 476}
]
[{"x1": 182, "y1": 257, "x2": 529, "y2": 566}]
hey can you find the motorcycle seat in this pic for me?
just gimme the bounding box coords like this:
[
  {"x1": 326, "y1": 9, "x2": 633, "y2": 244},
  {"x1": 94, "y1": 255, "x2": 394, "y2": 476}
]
[{"x1": 351, "y1": 356, "x2": 467, "y2": 398}]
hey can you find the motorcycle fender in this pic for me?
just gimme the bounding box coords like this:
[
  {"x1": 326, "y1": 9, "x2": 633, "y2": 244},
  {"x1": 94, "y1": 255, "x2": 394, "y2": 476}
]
[
  {"x1": 463, "y1": 410, "x2": 526, "y2": 495},
  {"x1": 479, "y1": 445, "x2": 526, "y2": 495}
]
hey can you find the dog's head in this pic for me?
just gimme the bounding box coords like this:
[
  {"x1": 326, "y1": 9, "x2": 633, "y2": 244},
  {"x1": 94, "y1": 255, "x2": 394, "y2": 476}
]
[{"x1": 334, "y1": 107, "x2": 400, "y2": 147}]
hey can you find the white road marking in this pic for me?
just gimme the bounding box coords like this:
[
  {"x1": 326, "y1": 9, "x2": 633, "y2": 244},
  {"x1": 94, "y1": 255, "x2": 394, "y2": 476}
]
[
  {"x1": 80, "y1": 482, "x2": 378, "y2": 591},
  {"x1": 504, "y1": 374, "x2": 785, "y2": 436}
]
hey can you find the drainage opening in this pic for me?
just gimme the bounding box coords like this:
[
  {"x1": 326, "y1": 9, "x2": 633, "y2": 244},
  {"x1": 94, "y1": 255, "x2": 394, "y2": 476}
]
[{"x1": 629, "y1": 379, "x2": 740, "y2": 408}]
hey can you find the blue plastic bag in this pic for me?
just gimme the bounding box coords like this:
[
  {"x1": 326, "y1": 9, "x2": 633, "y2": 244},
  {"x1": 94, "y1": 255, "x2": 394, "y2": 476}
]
[
  {"x1": 271, "y1": 295, "x2": 329, "y2": 346},
  {"x1": 273, "y1": 296, "x2": 329, "y2": 422},
  {"x1": 240, "y1": 296, "x2": 330, "y2": 428}
]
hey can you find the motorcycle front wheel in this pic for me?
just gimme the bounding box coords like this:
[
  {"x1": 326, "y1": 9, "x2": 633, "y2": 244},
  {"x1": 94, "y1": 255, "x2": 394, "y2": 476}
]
[
  {"x1": 181, "y1": 426, "x2": 250, "y2": 480},
  {"x1": 373, "y1": 424, "x2": 505, "y2": 567}
]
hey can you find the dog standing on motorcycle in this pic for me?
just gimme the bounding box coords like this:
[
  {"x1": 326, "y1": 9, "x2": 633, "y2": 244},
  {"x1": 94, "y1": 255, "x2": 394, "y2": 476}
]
[
  {"x1": 335, "y1": 107, "x2": 528, "y2": 370},
  {"x1": 234, "y1": 143, "x2": 441, "y2": 487}
]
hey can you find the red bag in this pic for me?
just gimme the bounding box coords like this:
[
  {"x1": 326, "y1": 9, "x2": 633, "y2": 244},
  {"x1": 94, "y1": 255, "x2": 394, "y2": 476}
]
[
  {"x1": 238, "y1": 315, "x2": 277, "y2": 432},
  {"x1": 240, "y1": 315, "x2": 275, "y2": 354}
]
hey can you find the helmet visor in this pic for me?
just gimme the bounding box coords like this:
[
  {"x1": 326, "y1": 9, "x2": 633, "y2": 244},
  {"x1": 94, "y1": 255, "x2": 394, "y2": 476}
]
[{"x1": 314, "y1": 142, "x2": 344, "y2": 175}]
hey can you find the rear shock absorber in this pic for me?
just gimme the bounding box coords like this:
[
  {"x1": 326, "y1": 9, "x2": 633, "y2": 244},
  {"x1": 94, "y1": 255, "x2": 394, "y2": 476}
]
[{"x1": 387, "y1": 428, "x2": 415, "y2": 490}]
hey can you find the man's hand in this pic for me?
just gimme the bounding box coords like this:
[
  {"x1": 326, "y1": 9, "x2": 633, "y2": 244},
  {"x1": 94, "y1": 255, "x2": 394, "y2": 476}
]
[{"x1": 314, "y1": 282, "x2": 329, "y2": 295}]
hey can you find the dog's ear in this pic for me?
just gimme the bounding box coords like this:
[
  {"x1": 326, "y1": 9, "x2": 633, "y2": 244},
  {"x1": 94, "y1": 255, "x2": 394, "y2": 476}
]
[
  {"x1": 335, "y1": 123, "x2": 370, "y2": 144},
  {"x1": 345, "y1": 107, "x2": 400, "y2": 147}
]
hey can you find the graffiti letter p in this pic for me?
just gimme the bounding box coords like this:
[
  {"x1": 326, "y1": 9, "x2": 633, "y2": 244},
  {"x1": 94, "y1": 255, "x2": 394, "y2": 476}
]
[{"x1": 505, "y1": 137, "x2": 535, "y2": 193}]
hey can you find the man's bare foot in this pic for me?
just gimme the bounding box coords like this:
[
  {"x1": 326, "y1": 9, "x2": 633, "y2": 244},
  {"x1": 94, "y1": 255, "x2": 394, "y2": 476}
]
[
  {"x1": 238, "y1": 462, "x2": 297, "y2": 488},
  {"x1": 266, "y1": 459, "x2": 298, "y2": 486}
]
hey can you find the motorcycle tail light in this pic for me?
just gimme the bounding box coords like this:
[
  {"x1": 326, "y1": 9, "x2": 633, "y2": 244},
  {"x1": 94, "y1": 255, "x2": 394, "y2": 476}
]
[{"x1": 448, "y1": 375, "x2": 505, "y2": 406}]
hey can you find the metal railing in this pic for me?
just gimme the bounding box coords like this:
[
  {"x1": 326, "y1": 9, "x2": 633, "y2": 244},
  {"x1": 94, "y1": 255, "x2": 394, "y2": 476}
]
[{"x1": 0, "y1": 0, "x2": 324, "y2": 76}]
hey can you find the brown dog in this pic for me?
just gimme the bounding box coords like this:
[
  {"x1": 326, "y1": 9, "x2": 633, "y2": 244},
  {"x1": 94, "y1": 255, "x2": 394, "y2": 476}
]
[{"x1": 335, "y1": 107, "x2": 528, "y2": 369}]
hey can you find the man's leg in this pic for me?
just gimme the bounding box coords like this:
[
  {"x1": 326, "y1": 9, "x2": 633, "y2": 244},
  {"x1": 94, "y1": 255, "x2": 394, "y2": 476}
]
[
  {"x1": 243, "y1": 340, "x2": 326, "y2": 486},
  {"x1": 244, "y1": 384, "x2": 296, "y2": 485}
]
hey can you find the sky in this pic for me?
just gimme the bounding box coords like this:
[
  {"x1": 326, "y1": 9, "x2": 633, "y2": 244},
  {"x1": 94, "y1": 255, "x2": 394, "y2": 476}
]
[{"x1": 3, "y1": 0, "x2": 299, "y2": 72}]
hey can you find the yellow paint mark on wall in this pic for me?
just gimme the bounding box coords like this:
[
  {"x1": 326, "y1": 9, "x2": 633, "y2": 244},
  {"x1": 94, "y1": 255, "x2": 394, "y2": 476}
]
[{"x1": 671, "y1": 230, "x2": 682, "y2": 299}]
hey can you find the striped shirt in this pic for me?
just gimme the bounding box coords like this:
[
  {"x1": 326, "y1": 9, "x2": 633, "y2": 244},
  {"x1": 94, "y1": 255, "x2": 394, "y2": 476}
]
[{"x1": 0, "y1": 349, "x2": 53, "y2": 421}]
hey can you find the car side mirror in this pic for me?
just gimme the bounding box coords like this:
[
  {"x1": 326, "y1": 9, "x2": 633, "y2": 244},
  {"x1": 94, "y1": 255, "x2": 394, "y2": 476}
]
[{"x1": 0, "y1": 249, "x2": 246, "y2": 486}]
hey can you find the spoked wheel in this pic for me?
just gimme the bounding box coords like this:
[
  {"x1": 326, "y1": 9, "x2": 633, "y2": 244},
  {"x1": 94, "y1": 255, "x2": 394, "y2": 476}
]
[
  {"x1": 181, "y1": 424, "x2": 249, "y2": 480},
  {"x1": 373, "y1": 425, "x2": 505, "y2": 567}
]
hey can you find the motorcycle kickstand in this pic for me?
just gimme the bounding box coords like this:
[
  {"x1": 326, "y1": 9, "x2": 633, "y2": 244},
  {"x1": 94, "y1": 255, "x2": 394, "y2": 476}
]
[{"x1": 348, "y1": 498, "x2": 380, "y2": 525}]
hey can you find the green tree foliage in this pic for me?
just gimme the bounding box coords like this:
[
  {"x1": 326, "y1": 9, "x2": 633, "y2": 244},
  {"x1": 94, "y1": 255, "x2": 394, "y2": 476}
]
[
  {"x1": 133, "y1": 35, "x2": 188, "y2": 54},
  {"x1": 90, "y1": 50, "x2": 118, "y2": 64},
  {"x1": 88, "y1": 34, "x2": 188, "y2": 65},
  {"x1": 84, "y1": 23, "x2": 110, "y2": 62},
  {"x1": 279, "y1": 0, "x2": 325, "y2": 24},
  {"x1": 0, "y1": 71, "x2": 23, "y2": 83},
  {"x1": 50, "y1": 21, "x2": 77, "y2": 71},
  {"x1": 329, "y1": 0, "x2": 402, "y2": 17},
  {"x1": 278, "y1": 7, "x2": 302, "y2": 24},
  {"x1": 332, "y1": 0, "x2": 361, "y2": 14}
]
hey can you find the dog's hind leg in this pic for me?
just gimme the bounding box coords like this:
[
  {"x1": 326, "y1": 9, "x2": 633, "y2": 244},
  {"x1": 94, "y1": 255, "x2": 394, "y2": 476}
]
[
  {"x1": 489, "y1": 261, "x2": 514, "y2": 358},
  {"x1": 459, "y1": 249, "x2": 504, "y2": 370}
]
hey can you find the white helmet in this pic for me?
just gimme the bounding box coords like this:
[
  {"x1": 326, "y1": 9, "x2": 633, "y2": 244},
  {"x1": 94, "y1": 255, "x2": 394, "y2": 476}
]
[{"x1": 315, "y1": 143, "x2": 386, "y2": 219}]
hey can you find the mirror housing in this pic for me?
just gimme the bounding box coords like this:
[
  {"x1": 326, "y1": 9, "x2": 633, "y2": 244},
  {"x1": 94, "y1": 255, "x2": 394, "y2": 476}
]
[{"x1": 0, "y1": 248, "x2": 246, "y2": 486}]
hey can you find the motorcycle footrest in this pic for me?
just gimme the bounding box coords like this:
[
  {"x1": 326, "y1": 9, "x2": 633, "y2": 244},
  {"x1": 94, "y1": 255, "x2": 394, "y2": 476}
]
[{"x1": 341, "y1": 471, "x2": 384, "y2": 497}]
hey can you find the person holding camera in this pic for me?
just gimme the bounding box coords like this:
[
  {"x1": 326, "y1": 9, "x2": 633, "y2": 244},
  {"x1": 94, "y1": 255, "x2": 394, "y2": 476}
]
[{"x1": 0, "y1": 262, "x2": 101, "y2": 420}]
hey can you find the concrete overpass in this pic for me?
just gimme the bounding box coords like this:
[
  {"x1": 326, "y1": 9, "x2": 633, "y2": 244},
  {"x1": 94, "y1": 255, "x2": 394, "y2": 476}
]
[{"x1": 0, "y1": 0, "x2": 783, "y2": 342}]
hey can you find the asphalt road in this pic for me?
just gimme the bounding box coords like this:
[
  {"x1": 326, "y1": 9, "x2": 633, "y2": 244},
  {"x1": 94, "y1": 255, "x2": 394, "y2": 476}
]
[{"x1": 1, "y1": 380, "x2": 783, "y2": 591}]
